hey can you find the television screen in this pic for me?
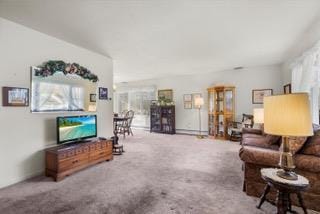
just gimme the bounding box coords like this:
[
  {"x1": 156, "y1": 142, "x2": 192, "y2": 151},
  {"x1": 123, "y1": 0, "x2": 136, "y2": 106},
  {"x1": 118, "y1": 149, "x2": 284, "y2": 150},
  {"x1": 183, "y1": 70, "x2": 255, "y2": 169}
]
[{"x1": 57, "y1": 115, "x2": 97, "y2": 144}]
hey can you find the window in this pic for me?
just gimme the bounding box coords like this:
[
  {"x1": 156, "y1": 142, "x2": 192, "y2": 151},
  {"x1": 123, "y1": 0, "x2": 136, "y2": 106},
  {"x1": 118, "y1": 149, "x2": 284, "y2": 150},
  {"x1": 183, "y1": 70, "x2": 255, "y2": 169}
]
[
  {"x1": 31, "y1": 82, "x2": 84, "y2": 112},
  {"x1": 114, "y1": 86, "x2": 156, "y2": 127}
]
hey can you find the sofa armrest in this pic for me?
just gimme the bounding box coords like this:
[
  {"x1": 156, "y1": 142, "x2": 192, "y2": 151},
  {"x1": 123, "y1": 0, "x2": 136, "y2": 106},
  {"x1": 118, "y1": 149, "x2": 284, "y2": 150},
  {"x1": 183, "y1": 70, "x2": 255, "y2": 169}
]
[
  {"x1": 239, "y1": 146, "x2": 280, "y2": 167},
  {"x1": 295, "y1": 154, "x2": 320, "y2": 173},
  {"x1": 242, "y1": 128, "x2": 262, "y2": 135}
]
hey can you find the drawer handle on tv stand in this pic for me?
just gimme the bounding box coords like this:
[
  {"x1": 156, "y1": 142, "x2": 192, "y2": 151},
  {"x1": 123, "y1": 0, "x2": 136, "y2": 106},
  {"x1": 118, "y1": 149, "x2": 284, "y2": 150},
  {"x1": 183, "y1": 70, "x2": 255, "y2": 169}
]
[{"x1": 72, "y1": 160, "x2": 79, "y2": 164}]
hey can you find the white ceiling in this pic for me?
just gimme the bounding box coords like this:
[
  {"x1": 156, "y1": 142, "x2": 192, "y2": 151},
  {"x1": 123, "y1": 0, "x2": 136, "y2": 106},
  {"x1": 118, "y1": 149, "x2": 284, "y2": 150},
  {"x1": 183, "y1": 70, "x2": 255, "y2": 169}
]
[{"x1": 1, "y1": 0, "x2": 320, "y2": 83}]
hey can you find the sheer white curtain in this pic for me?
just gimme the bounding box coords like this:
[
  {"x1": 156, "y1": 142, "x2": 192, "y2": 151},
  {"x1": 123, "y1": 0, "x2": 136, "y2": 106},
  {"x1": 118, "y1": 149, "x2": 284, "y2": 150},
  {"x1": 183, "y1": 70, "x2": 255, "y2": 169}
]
[
  {"x1": 291, "y1": 42, "x2": 320, "y2": 124},
  {"x1": 71, "y1": 86, "x2": 84, "y2": 110}
]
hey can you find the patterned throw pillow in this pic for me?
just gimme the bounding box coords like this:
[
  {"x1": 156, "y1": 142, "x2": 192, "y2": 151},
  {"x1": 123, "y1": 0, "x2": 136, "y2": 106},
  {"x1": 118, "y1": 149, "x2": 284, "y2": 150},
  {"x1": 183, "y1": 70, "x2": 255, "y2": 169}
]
[
  {"x1": 301, "y1": 131, "x2": 320, "y2": 157},
  {"x1": 280, "y1": 137, "x2": 307, "y2": 154}
]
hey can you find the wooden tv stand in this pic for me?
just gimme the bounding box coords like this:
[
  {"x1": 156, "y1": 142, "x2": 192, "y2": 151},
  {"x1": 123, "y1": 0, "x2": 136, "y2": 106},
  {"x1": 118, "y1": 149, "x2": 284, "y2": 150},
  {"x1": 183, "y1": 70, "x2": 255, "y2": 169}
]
[{"x1": 45, "y1": 138, "x2": 113, "y2": 181}]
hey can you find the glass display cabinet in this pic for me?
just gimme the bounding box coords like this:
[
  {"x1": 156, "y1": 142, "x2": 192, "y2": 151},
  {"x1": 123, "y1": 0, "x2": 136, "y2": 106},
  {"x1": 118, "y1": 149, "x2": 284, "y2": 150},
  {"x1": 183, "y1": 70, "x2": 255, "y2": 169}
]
[{"x1": 207, "y1": 86, "x2": 235, "y2": 139}]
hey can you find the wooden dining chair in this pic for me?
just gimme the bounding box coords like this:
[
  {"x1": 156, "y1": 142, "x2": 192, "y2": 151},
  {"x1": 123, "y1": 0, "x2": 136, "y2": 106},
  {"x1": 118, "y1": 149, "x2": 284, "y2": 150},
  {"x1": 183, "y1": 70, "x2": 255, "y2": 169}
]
[
  {"x1": 124, "y1": 110, "x2": 134, "y2": 136},
  {"x1": 116, "y1": 110, "x2": 134, "y2": 138}
]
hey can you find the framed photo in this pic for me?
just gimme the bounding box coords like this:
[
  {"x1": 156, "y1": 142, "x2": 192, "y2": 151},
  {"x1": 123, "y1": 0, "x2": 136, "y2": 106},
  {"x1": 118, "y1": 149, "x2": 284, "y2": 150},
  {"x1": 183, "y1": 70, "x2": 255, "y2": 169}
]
[
  {"x1": 183, "y1": 94, "x2": 192, "y2": 102},
  {"x1": 184, "y1": 102, "x2": 192, "y2": 109},
  {"x1": 284, "y1": 83, "x2": 291, "y2": 94},
  {"x1": 192, "y1": 93, "x2": 202, "y2": 109},
  {"x1": 252, "y1": 89, "x2": 273, "y2": 104},
  {"x1": 99, "y1": 87, "x2": 108, "y2": 100},
  {"x1": 158, "y1": 89, "x2": 173, "y2": 101},
  {"x1": 2, "y1": 87, "x2": 29, "y2": 107},
  {"x1": 90, "y1": 94, "x2": 96, "y2": 102}
]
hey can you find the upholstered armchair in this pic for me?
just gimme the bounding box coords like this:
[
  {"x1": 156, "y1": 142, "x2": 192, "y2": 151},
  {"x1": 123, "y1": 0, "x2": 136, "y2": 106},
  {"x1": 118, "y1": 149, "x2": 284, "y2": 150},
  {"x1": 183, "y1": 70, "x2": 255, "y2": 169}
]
[{"x1": 228, "y1": 114, "x2": 254, "y2": 141}]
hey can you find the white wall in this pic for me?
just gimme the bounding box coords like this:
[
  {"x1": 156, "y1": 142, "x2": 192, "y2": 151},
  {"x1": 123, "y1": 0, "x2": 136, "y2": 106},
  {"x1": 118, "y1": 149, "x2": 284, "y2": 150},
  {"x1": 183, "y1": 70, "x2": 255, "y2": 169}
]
[
  {"x1": 117, "y1": 65, "x2": 282, "y2": 134},
  {"x1": 0, "y1": 18, "x2": 113, "y2": 188}
]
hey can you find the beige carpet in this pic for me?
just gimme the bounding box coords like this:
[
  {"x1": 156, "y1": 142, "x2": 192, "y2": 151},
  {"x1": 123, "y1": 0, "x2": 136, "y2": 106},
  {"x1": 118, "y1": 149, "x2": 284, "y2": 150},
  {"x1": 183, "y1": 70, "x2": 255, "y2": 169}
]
[{"x1": 0, "y1": 130, "x2": 313, "y2": 214}]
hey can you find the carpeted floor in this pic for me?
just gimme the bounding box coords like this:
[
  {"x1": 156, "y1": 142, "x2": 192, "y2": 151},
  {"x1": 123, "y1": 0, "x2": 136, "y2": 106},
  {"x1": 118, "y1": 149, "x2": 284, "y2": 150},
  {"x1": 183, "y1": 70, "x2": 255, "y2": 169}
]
[{"x1": 0, "y1": 130, "x2": 313, "y2": 214}]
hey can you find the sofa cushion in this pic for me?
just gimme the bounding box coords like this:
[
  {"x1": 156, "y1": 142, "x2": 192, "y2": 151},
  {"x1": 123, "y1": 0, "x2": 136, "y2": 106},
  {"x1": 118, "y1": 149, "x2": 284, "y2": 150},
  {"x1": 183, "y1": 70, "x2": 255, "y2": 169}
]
[
  {"x1": 301, "y1": 135, "x2": 320, "y2": 157},
  {"x1": 239, "y1": 146, "x2": 320, "y2": 173},
  {"x1": 242, "y1": 128, "x2": 262, "y2": 135},
  {"x1": 239, "y1": 146, "x2": 280, "y2": 167},
  {"x1": 264, "y1": 134, "x2": 281, "y2": 145},
  {"x1": 242, "y1": 135, "x2": 279, "y2": 150},
  {"x1": 295, "y1": 154, "x2": 320, "y2": 173}
]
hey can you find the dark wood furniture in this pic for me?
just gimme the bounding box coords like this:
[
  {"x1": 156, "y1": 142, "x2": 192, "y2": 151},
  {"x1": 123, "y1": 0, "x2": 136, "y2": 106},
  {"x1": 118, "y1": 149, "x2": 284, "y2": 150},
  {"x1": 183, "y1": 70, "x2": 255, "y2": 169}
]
[
  {"x1": 150, "y1": 105, "x2": 175, "y2": 134},
  {"x1": 257, "y1": 168, "x2": 309, "y2": 214},
  {"x1": 45, "y1": 138, "x2": 113, "y2": 181}
]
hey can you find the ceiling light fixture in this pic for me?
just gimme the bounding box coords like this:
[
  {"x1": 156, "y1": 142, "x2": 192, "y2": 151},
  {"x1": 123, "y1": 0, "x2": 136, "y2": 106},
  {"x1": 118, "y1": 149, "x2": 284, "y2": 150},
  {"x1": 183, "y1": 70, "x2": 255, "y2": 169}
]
[{"x1": 234, "y1": 66, "x2": 244, "y2": 70}]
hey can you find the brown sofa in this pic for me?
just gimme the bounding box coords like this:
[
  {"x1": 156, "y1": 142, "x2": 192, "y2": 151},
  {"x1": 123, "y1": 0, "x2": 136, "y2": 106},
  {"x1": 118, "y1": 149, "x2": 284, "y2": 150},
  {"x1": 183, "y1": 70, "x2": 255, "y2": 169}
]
[{"x1": 239, "y1": 127, "x2": 320, "y2": 212}]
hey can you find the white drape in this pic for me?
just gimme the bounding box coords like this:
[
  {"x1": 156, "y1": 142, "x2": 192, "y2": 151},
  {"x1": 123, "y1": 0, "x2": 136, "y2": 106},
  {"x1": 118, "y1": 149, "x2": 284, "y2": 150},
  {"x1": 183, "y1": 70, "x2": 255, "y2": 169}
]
[
  {"x1": 291, "y1": 42, "x2": 320, "y2": 124},
  {"x1": 71, "y1": 87, "x2": 84, "y2": 110}
]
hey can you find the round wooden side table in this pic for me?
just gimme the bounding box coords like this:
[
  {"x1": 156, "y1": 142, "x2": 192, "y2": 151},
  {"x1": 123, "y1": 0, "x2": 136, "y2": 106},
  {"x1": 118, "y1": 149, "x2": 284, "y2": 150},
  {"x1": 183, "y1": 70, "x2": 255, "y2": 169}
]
[{"x1": 257, "y1": 168, "x2": 309, "y2": 214}]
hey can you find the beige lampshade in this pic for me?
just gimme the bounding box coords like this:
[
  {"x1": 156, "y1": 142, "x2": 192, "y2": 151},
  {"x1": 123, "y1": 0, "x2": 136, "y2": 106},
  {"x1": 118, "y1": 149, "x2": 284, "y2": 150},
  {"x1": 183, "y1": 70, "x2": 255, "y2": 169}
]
[
  {"x1": 194, "y1": 97, "x2": 204, "y2": 107},
  {"x1": 264, "y1": 93, "x2": 313, "y2": 137},
  {"x1": 253, "y1": 108, "x2": 264, "y2": 124}
]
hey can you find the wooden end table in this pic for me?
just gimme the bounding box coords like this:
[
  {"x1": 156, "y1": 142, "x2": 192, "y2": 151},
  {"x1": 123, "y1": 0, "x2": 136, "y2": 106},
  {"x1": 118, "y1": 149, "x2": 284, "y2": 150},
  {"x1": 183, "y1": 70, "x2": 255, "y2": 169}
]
[{"x1": 257, "y1": 168, "x2": 309, "y2": 214}]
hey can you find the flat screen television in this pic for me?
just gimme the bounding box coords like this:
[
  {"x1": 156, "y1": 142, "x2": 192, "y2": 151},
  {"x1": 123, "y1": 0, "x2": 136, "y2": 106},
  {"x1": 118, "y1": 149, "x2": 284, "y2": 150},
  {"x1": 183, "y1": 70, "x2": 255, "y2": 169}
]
[{"x1": 57, "y1": 115, "x2": 97, "y2": 144}]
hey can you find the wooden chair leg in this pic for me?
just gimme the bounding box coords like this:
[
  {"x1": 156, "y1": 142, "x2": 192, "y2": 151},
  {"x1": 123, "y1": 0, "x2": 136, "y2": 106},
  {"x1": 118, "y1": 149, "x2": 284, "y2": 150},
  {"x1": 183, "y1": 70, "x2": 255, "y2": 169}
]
[
  {"x1": 297, "y1": 193, "x2": 308, "y2": 214},
  {"x1": 257, "y1": 184, "x2": 271, "y2": 209}
]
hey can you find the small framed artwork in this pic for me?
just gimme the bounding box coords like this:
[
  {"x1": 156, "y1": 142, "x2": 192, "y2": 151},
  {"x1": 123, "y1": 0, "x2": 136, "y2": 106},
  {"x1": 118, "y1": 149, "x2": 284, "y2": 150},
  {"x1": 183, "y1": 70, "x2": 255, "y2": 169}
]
[
  {"x1": 2, "y1": 87, "x2": 29, "y2": 107},
  {"x1": 184, "y1": 102, "x2": 192, "y2": 109},
  {"x1": 90, "y1": 94, "x2": 96, "y2": 102},
  {"x1": 283, "y1": 83, "x2": 291, "y2": 94},
  {"x1": 158, "y1": 89, "x2": 173, "y2": 101},
  {"x1": 252, "y1": 89, "x2": 273, "y2": 104},
  {"x1": 183, "y1": 94, "x2": 192, "y2": 109},
  {"x1": 192, "y1": 93, "x2": 202, "y2": 109},
  {"x1": 99, "y1": 87, "x2": 108, "y2": 100},
  {"x1": 183, "y1": 94, "x2": 192, "y2": 102}
]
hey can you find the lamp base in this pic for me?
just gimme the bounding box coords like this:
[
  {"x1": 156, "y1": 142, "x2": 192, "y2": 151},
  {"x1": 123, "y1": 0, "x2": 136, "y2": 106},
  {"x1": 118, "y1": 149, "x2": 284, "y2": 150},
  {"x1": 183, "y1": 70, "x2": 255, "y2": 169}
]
[
  {"x1": 276, "y1": 170, "x2": 298, "y2": 180},
  {"x1": 277, "y1": 136, "x2": 298, "y2": 180}
]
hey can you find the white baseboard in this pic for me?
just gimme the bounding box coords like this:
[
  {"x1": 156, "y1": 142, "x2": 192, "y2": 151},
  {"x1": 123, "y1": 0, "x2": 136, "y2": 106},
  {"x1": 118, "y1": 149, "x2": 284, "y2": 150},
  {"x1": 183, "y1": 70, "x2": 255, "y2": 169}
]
[{"x1": 0, "y1": 170, "x2": 44, "y2": 190}]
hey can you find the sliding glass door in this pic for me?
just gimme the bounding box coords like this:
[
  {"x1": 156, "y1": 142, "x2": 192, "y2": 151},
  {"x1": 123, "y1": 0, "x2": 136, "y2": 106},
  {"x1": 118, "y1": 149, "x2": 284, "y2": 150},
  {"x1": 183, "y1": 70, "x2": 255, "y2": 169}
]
[{"x1": 114, "y1": 86, "x2": 156, "y2": 128}]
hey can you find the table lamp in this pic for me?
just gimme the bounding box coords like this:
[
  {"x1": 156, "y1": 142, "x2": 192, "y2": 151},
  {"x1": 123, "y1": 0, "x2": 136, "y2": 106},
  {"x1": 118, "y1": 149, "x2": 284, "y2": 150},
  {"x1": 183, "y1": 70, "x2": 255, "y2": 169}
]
[
  {"x1": 253, "y1": 108, "x2": 264, "y2": 129},
  {"x1": 264, "y1": 93, "x2": 313, "y2": 180},
  {"x1": 194, "y1": 97, "x2": 204, "y2": 139}
]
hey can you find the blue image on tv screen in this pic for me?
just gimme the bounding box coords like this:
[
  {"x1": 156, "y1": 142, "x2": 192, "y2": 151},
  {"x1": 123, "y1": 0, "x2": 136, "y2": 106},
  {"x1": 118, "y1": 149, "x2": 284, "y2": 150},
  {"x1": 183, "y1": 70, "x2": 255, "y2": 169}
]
[{"x1": 58, "y1": 115, "x2": 97, "y2": 143}]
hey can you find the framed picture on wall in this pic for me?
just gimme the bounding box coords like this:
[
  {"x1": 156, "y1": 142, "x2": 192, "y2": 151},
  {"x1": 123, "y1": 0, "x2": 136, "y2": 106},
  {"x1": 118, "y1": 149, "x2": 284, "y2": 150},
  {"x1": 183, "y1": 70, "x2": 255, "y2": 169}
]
[
  {"x1": 184, "y1": 102, "x2": 192, "y2": 109},
  {"x1": 192, "y1": 93, "x2": 202, "y2": 109},
  {"x1": 90, "y1": 94, "x2": 96, "y2": 102},
  {"x1": 284, "y1": 83, "x2": 292, "y2": 94},
  {"x1": 99, "y1": 87, "x2": 108, "y2": 100},
  {"x1": 158, "y1": 89, "x2": 173, "y2": 101},
  {"x1": 2, "y1": 87, "x2": 29, "y2": 107},
  {"x1": 183, "y1": 94, "x2": 192, "y2": 102},
  {"x1": 183, "y1": 94, "x2": 192, "y2": 109},
  {"x1": 252, "y1": 89, "x2": 273, "y2": 104}
]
